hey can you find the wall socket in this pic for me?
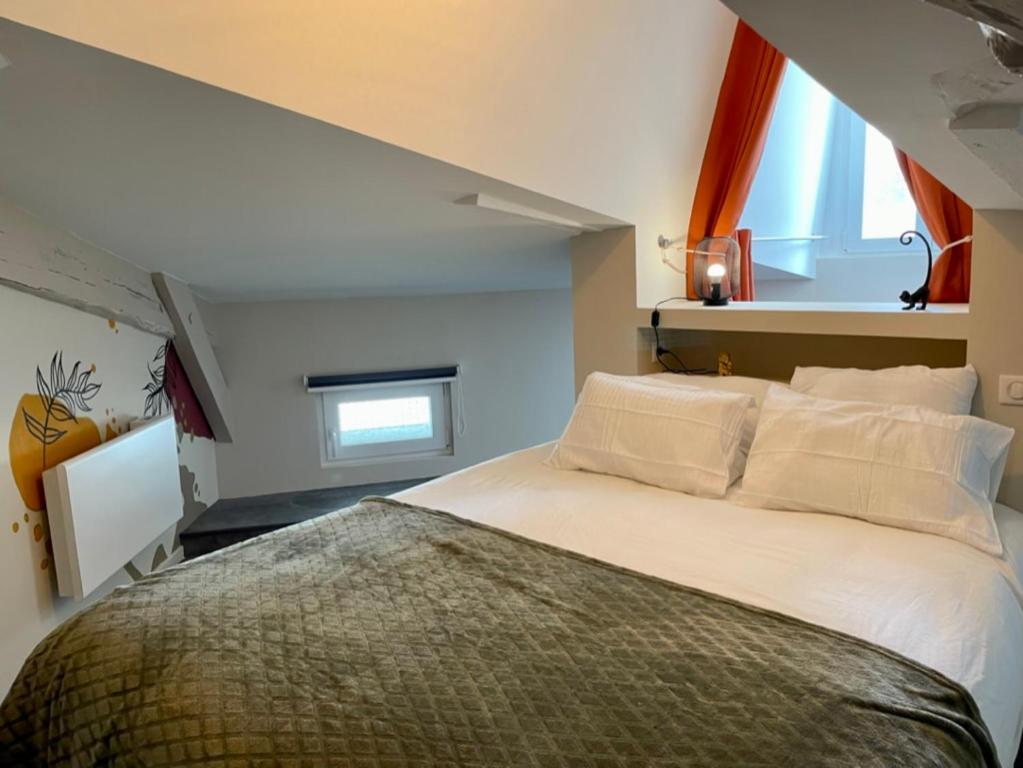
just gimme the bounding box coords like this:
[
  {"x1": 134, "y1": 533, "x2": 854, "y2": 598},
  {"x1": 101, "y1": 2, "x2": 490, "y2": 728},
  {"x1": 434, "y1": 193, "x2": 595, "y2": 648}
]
[{"x1": 998, "y1": 375, "x2": 1023, "y2": 406}]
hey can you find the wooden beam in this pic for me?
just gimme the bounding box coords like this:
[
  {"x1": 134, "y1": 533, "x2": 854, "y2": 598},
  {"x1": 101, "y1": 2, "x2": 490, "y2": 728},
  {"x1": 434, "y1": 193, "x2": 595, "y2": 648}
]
[
  {"x1": 0, "y1": 197, "x2": 172, "y2": 336},
  {"x1": 152, "y1": 273, "x2": 234, "y2": 443}
]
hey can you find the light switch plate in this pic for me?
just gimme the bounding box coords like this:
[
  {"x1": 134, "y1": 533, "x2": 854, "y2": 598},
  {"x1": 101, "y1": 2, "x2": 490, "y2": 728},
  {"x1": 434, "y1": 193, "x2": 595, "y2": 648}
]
[{"x1": 998, "y1": 375, "x2": 1023, "y2": 406}]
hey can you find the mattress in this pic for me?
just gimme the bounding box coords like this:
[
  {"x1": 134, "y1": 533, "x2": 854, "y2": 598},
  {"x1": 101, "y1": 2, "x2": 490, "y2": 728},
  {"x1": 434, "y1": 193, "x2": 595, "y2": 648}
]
[{"x1": 395, "y1": 443, "x2": 1023, "y2": 766}]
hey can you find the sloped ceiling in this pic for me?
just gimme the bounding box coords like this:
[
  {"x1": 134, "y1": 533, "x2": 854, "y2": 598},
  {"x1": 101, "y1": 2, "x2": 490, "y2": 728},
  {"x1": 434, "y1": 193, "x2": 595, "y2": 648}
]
[
  {"x1": 0, "y1": 0, "x2": 738, "y2": 307},
  {"x1": 0, "y1": 20, "x2": 623, "y2": 301},
  {"x1": 720, "y1": 0, "x2": 1023, "y2": 210}
]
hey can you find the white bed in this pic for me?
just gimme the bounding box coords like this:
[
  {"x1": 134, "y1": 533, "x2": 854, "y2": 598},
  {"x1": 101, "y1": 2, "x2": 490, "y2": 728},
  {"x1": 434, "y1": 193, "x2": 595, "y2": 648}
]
[{"x1": 396, "y1": 442, "x2": 1023, "y2": 766}]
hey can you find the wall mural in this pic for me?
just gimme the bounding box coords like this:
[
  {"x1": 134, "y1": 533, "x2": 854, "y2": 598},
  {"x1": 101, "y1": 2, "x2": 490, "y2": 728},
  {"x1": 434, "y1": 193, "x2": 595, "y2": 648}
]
[
  {"x1": 142, "y1": 341, "x2": 170, "y2": 419},
  {"x1": 0, "y1": 273, "x2": 218, "y2": 695},
  {"x1": 9, "y1": 352, "x2": 101, "y2": 513},
  {"x1": 141, "y1": 340, "x2": 213, "y2": 440},
  {"x1": 164, "y1": 342, "x2": 214, "y2": 440},
  {"x1": 128, "y1": 341, "x2": 211, "y2": 578}
]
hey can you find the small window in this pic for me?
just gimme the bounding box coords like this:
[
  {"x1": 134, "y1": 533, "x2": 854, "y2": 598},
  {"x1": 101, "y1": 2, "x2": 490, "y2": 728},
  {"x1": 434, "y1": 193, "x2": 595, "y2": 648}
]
[{"x1": 321, "y1": 381, "x2": 453, "y2": 464}]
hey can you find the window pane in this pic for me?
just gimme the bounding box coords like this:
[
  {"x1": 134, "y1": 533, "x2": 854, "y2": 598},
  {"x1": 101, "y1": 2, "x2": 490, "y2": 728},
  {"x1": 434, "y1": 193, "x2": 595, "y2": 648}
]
[
  {"x1": 861, "y1": 123, "x2": 917, "y2": 240},
  {"x1": 337, "y1": 396, "x2": 433, "y2": 446}
]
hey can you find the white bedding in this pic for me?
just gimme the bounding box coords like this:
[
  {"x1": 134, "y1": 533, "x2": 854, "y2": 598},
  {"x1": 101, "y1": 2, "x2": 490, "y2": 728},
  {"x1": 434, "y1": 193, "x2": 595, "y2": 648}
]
[{"x1": 395, "y1": 443, "x2": 1023, "y2": 766}]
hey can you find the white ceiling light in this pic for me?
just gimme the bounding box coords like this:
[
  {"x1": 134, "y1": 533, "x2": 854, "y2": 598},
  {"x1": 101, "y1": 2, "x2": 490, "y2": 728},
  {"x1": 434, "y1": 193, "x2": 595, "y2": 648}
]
[{"x1": 455, "y1": 193, "x2": 597, "y2": 233}]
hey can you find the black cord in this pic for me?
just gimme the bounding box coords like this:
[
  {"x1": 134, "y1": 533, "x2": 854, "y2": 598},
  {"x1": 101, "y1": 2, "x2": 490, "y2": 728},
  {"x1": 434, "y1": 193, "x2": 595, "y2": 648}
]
[
  {"x1": 654, "y1": 296, "x2": 686, "y2": 310},
  {"x1": 651, "y1": 297, "x2": 715, "y2": 376}
]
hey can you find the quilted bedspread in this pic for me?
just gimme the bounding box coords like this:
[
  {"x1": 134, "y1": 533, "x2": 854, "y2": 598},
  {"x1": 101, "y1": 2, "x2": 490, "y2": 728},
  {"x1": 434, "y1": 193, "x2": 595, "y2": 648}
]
[{"x1": 0, "y1": 497, "x2": 998, "y2": 767}]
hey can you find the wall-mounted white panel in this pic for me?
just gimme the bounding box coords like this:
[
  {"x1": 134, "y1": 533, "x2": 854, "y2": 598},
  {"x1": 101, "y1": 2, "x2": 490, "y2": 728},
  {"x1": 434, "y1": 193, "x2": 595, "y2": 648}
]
[{"x1": 42, "y1": 415, "x2": 182, "y2": 600}]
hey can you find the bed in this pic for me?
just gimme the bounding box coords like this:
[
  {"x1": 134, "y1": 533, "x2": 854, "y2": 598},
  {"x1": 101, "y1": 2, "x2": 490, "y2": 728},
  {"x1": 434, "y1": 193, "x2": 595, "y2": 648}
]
[
  {"x1": 398, "y1": 444, "x2": 1023, "y2": 765},
  {"x1": 3, "y1": 443, "x2": 1022, "y2": 766}
]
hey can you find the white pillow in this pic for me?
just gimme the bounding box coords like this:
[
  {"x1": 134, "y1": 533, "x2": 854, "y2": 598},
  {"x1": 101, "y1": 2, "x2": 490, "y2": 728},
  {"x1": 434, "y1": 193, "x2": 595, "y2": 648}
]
[
  {"x1": 548, "y1": 372, "x2": 753, "y2": 497},
  {"x1": 740, "y1": 386, "x2": 1014, "y2": 555},
  {"x1": 643, "y1": 373, "x2": 779, "y2": 456},
  {"x1": 790, "y1": 364, "x2": 977, "y2": 415}
]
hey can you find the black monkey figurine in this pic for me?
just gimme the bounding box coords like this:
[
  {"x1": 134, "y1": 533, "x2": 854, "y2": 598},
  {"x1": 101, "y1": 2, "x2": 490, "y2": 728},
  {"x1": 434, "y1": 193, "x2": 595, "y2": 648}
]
[{"x1": 898, "y1": 230, "x2": 931, "y2": 310}]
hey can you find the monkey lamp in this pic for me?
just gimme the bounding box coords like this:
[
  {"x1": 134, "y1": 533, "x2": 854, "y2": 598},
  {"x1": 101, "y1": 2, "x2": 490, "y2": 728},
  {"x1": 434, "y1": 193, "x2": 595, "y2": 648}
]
[{"x1": 692, "y1": 236, "x2": 741, "y2": 306}]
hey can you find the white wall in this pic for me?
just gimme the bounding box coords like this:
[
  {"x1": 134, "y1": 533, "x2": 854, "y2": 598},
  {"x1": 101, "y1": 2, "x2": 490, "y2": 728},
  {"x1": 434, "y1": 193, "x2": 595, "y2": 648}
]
[
  {"x1": 0, "y1": 0, "x2": 737, "y2": 310},
  {"x1": 0, "y1": 284, "x2": 218, "y2": 695},
  {"x1": 210, "y1": 289, "x2": 575, "y2": 498},
  {"x1": 755, "y1": 255, "x2": 927, "y2": 302}
]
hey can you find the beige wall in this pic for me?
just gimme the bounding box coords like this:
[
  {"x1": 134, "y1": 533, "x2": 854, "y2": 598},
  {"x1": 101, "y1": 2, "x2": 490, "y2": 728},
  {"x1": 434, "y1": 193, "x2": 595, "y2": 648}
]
[
  {"x1": 210, "y1": 289, "x2": 575, "y2": 498},
  {"x1": 570, "y1": 227, "x2": 647, "y2": 392},
  {"x1": 969, "y1": 211, "x2": 1023, "y2": 508},
  {"x1": 0, "y1": 1, "x2": 736, "y2": 308},
  {"x1": 646, "y1": 329, "x2": 966, "y2": 382}
]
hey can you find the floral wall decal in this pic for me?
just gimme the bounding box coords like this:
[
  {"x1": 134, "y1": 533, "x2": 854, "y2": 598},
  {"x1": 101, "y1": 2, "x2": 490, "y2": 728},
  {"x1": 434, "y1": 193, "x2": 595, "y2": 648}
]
[
  {"x1": 24, "y1": 352, "x2": 101, "y2": 467},
  {"x1": 143, "y1": 341, "x2": 213, "y2": 439},
  {"x1": 9, "y1": 352, "x2": 102, "y2": 511},
  {"x1": 142, "y1": 342, "x2": 170, "y2": 419}
]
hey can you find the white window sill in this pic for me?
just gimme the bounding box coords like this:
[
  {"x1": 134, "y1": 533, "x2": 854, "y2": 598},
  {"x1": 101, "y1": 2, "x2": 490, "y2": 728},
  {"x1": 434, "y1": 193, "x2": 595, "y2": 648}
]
[{"x1": 644, "y1": 301, "x2": 968, "y2": 340}]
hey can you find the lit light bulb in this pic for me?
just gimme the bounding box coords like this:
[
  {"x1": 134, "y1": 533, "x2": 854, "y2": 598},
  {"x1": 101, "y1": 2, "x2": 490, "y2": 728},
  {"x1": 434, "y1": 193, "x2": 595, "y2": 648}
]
[
  {"x1": 704, "y1": 261, "x2": 729, "y2": 305},
  {"x1": 707, "y1": 262, "x2": 727, "y2": 285}
]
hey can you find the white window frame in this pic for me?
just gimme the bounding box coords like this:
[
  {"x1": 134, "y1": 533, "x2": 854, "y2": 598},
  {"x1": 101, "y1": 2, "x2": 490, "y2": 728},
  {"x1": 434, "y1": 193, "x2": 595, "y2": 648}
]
[
  {"x1": 318, "y1": 380, "x2": 453, "y2": 466},
  {"x1": 841, "y1": 111, "x2": 928, "y2": 256}
]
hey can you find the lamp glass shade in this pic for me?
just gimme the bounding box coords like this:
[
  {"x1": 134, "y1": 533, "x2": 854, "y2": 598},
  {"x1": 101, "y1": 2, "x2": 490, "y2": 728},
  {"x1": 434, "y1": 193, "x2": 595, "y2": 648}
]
[{"x1": 692, "y1": 236, "x2": 741, "y2": 305}]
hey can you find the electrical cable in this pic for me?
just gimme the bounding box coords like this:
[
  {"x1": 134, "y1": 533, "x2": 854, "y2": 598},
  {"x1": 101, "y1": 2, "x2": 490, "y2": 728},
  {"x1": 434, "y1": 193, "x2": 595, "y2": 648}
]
[{"x1": 651, "y1": 297, "x2": 715, "y2": 376}]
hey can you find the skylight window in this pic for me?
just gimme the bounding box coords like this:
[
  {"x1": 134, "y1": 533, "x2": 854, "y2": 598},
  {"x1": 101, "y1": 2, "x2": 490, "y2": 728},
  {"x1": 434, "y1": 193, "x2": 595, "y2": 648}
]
[
  {"x1": 739, "y1": 63, "x2": 931, "y2": 301},
  {"x1": 859, "y1": 123, "x2": 920, "y2": 242},
  {"x1": 844, "y1": 116, "x2": 927, "y2": 253}
]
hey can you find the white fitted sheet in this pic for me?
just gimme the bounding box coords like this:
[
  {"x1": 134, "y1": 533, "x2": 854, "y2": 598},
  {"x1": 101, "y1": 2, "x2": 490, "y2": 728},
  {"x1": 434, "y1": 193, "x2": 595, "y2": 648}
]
[{"x1": 394, "y1": 443, "x2": 1023, "y2": 766}]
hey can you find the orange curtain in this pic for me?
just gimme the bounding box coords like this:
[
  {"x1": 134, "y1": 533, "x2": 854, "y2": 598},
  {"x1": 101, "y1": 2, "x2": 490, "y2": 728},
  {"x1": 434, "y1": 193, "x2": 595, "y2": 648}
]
[
  {"x1": 686, "y1": 20, "x2": 787, "y2": 301},
  {"x1": 735, "y1": 229, "x2": 755, "y2": 301},
  {"x1": 894, "y1": 150, "x2": 973, "y2": 302}
]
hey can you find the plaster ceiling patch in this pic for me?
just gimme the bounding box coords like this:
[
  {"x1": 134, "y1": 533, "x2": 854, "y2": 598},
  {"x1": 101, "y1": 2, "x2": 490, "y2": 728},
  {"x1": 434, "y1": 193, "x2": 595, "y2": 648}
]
[
  {"x1": 949, "y1": 102, "x2": 1023, "y2": 195},
  {"x1": 932, "y1": 55, "x2": 1022, "y2": 114}
]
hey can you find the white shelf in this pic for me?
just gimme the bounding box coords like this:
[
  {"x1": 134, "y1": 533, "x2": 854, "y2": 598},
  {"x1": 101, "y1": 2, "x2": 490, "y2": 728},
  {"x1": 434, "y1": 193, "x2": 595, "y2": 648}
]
[{"x1": 647, "y1": 301, "x2": 969, "y2": 340}]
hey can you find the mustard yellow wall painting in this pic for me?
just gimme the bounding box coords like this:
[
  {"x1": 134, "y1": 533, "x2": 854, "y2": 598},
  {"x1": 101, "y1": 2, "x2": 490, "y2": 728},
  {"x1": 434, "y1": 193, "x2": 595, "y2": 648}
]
[{"x1": 9, "y1": 351, "x2": 102, "y2": 511}]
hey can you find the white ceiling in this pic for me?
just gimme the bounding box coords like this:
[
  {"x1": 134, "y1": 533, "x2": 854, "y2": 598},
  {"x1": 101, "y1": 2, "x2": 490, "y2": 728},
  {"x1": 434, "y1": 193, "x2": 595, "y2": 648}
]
[
  {"x1": 0, "y1": 20, "x2": 622, "y2": 302},
  {"x1": 721, "y1": 0, "x2": 1023, "y2": 210}
]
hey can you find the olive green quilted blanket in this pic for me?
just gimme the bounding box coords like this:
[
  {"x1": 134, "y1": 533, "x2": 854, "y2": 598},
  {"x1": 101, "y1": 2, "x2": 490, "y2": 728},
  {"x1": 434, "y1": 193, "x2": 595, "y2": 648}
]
[{"x1": 0, "y1": 497, "x2": 997, "y2": 766}]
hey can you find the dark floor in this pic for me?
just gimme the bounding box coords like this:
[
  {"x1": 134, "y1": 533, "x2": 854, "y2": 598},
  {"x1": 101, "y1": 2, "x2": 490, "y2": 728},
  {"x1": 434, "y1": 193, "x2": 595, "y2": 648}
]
[{"x1": 180, "y1": 477, "x2": 433, "y2": 559}]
